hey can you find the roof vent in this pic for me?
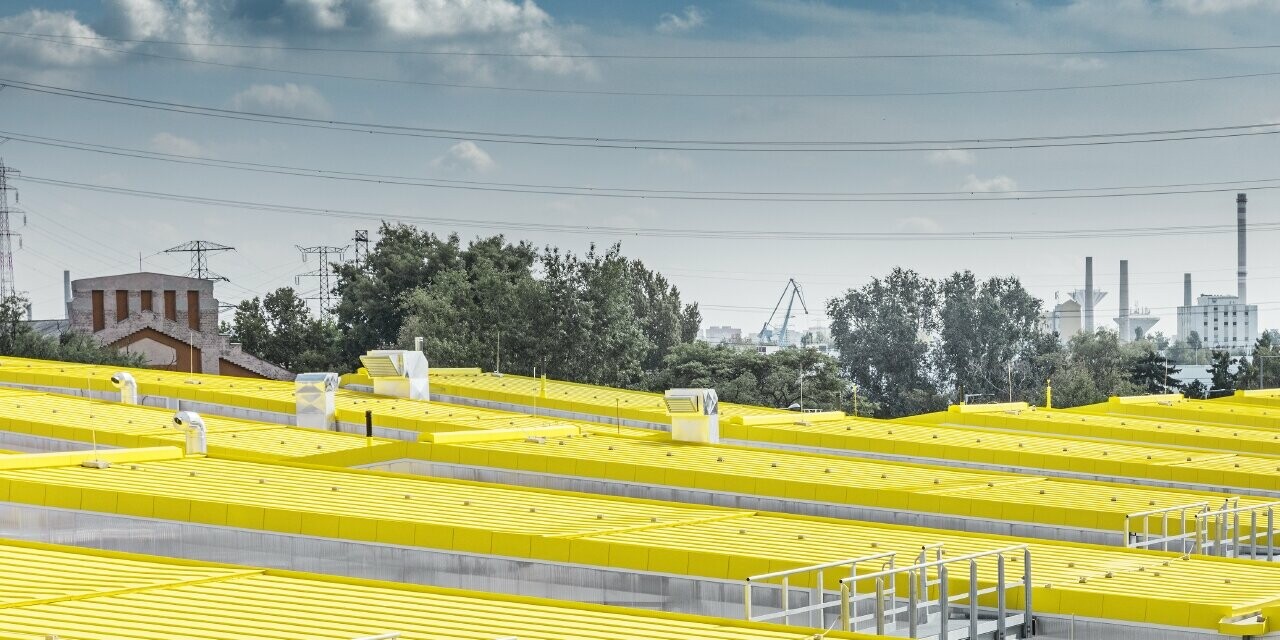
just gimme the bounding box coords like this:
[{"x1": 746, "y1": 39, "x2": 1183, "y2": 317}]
[
  {"x1": 360, "y1": 349, "x2": 429, "y2": 400},
  {"x1": 664, "y1": 388, "x2": 719, "y2": 444},
  {"x1": 110, "y1": 372, "x2": 137, "y2": 405}
]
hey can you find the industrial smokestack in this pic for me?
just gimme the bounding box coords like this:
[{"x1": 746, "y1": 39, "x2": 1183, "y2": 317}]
[
  {"x1": 63, "y1": 270, "x2": 71, "y2": 320},
  {"x1": 1184, "y1": 273, "x2": 1192, "y2": 307},
  {"x1": 1238, "y1": 193, "x2": 1247, "y2": 304},
  {"x1": 1118, "y1": 260, "x2": 1129, "y2": 342},
  {"x1": 1084, "y1": 256, "x2": 1094, "y2": 333}
]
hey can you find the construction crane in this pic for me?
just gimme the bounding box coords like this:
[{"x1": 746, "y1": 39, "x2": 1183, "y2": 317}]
[{"x1": 759, "y1": 278, "x2": 808, "y2": 347}]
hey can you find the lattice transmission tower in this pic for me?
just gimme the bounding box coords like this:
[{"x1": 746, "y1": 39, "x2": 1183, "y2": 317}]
[
  {"x1": 164, "y1": 240, "x2": 233, "y2": 281},
  {"x1": 0, "y1": 160, "x2": 22, "y2": 299},
  {"x1": 296, "y1": 244, "x2": 347, "y2": 317},
  {"x1": 353, "y1": 230, "x2": 370, "y2": 269}
]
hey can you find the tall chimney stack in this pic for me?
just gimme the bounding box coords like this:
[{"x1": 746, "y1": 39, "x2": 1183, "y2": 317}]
[
  {"x1": 1183, "y1": 273, "x2": 1192, "y2": 307},
  {"x1": 1118, "y1": 260, "x2": 1129, "y2": 341},
  {"x1": 1084, "y1": 256, "x2": 1094, "y2": 333},
  {"x1": 1238, "y1": 193, "x2": 1247, "y2": 304},
  {"x1": 63, "y1": 270, "x2": 71, "y2": 320}
]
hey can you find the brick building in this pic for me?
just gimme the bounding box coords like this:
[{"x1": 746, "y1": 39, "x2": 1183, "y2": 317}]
[{"x1": 70, "y1": 272, "x2": 292, "y2": 379}]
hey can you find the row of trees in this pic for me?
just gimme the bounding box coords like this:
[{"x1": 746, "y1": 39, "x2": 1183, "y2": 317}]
[
  {"x1": 825, "y1": 268, "x2": 1190, "y2": 417},
  {"x1": 30, "y1": 224, "x2": 1271, "y2": 418},
  {"x1": 232, "y1": 224, "x2": 701, "y2": 389}
]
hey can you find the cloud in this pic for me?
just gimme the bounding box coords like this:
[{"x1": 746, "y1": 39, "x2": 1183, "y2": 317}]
[
  {"x1": 926, "y1": 149, "x2": 976, "y2": 166},
  {"x1": 1058, "y1": 56, "x2": 1107, "y2": 72},
  {"x1": 432, "y1": 141, "x2": 496, "y2": 172},
  {"x1": 0, "y1": 10, "x2": 117, "y2": 67},
  {"x1": 657, "y1": 6, "x2": 706, "y2": 34},
  {"x1": 646, "y1": 151, "x2": 695, "y2": 171},
  {"x1": 149, "y1": 132, "x2": 205, "y2": 156},
  {"x1": 230, "y1": 83, "x2": 332, "y2": 118},
  {"x1": 895, "y1": 216, "x2": 942, "y2": 234},
  {"x1": 6, "y1": 0, "x2": 590, "y2": 76},
  {"x1": 963, "y1": 174, "x2": 1018, "y2": 193},
  {"x1": 1161, "y1": 0, "x2": 1271, "y2": 14}
]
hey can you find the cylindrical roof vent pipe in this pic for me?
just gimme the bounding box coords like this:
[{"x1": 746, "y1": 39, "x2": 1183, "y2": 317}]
[
  {"x1": 110, "y1": 372, "x2": 137, "y2": 405},
  {"x1": 172, "y1": 411, "x2": 207, "y2": 456}
]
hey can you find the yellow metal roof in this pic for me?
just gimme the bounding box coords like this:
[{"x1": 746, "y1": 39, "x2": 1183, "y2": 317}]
[
  {"x1": 0, "y1": 540, "x2": 855, "y2": 640},
  {"x1": 916, "y1": 403, "x2": 1280, "y2": 456},
  {"x1": 0, "y1": 386, "x2": 399, "y2": 462},
  {"x1": 1, "y1": 449, "x2": 1279, "y2": 632},
  {"x1": 727, "y1": 416, "x2": 1280, "y2": 492},
  {"x1": 0, "y1": 383, "x2": 1262, "y2": 538},
  {"x1": 1077, "y1": 395, "x2": 1280, "y2": 430},
  {"x1": 0, "y1": 357, "x2": 658, "y2": 439},
  {"x1": 426, "y1": 432, "x2": 1269, "y2": 532},
  {"x1": 427, "y1": 370, "x2": 803, "y2": 422}
]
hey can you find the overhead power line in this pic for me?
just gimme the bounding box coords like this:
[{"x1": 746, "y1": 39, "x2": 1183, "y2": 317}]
[
  {"x1": 10, "y1": 128, "x2": 1280, "y2": 201},
  {"x1": 3, "y1": 79, "x2": 1280, "y2": 152},
  {"x1": 17, "y1": 174, "x2": 1280, "y2": 241},
  {"x1": 8, "y1": 33, "x2": 1280, "y2": 98},
  {"x1": 7, "y1": 30, "x2": 1280, "y2": 60}
]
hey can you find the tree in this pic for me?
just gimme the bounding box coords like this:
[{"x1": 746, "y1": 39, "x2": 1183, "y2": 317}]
[
  {"x1": 1208, "y1": 349, "x2": 1238, "y2": 395},
  {"x1": 0, "y1": 295, "x2": 143, "y2": 366},
  {"x1": 935, "y1": 271, "x2": 1047, "y2": 404},
  {"x1": 1183, "y1": 379, "x2": 1208, "y2": 399},
  {"x1": 332, "y1": 225, "x2": 699, "y2": 387},
  {"x1": 1234, "y1": 331, "x2": 1280, "y2": 390},
  {"x1": 230, "y1": 288, "x2": 343, "y2": 372},
  {"x1": 1127, "y1": 342, "x2": 1182, "y2": 394},
  {"x1": 1043, "y1": 331, "x2": 1142, "y2": 408},
  {"x1": 827, "y1": 268, "x2": 944, "y2": 417},
  {"x1": 643, "y1": 341, "x2": 845, "y2": 411}
]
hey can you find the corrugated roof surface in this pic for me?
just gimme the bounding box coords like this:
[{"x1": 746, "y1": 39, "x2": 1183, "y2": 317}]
[
  {"x1": 1, "y1": 451, "x2": 1279, "y2": 630},
  {"x1": 0, "y1": 541, "x2": 856, "y2": 640}
]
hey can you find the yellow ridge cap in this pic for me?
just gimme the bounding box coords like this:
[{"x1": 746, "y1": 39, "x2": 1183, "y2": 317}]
[
  {"x1": 1110, "y1": 394, "x2": 1186, "y2": 405},
  {"x1": 0, "y1": 567, "x2": 264, "y2": 610},
  {"x1": 950, "y1": 402, "x2": 1031, "y2": 414},
  {"x1": 424, "y1": 424, "x2": 581, "y2": 444},
  {"x1": 0, "y1": 446, "x2": 184, "y2": 470},
  {"x1": 547, "y1": 511, "x2": 754, "y2": 540}
]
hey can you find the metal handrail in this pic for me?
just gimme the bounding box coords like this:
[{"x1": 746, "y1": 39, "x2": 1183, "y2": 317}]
[
  {"x1": 839, "y1": 545, "x2": 1027, "y2": 583},
  {"x1": 744, "y1": 551, "x2": 897, "y2": 627},
  {"x1": 836, "y1": 545, "x2": 1031, "y2": 639},
  {"x1": 747, "y1": 552, "x2": 896, "y2": 582},
  {"x1": 1194, "y1": 501, "x2": 1279, "y2": 559},
  {"x1": 1123, "y1": 502, "x2": 1208, "y2": 552}
]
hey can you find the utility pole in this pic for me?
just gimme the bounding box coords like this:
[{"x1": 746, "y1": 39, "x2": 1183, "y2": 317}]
[
  {"x1": 164, "y1": 240, "x2": 233, "y2": 281},
  {"x1": 295, "y1": 244, "x2": 347, "y2": 317},
  {"x1": 353, "y1": 230, "x2": 370, "y2": 268},
  {"x1": 0, "y1": 159, "x2": 22, "y2": 299}
]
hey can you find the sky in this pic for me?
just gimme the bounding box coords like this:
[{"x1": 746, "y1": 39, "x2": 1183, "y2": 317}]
[{"x1": 0, "y1": 0, "x2": 1279, "y2": 339}]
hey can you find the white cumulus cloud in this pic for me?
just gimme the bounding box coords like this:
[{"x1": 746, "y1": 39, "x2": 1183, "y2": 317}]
[
  {"x1": 230, "y1": 83, "x2": 333, "y2": 118},
  {"x1": 0, "y1": 10, "x2": 117, "y2": 67},
  {"x1": 657, "y1": 6, "x2": 706, "y2": 34},
  {"x1": 963, "y1": 174, "x2": 1019, "y2": 193},
  {"x1": 926, "y1": 149, "x2": 976, "y2": 166},
  {"x1": 149, "y1": 132, "x2": 205, "y2": 157},
  {"x1": 432, "y1": 141, "x2": 496, "y2": 172}
]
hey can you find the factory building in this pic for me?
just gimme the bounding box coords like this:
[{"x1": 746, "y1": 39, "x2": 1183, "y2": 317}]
[{"x1": 1176, "y1": 194, "x2": 1258, "y2": 351}]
